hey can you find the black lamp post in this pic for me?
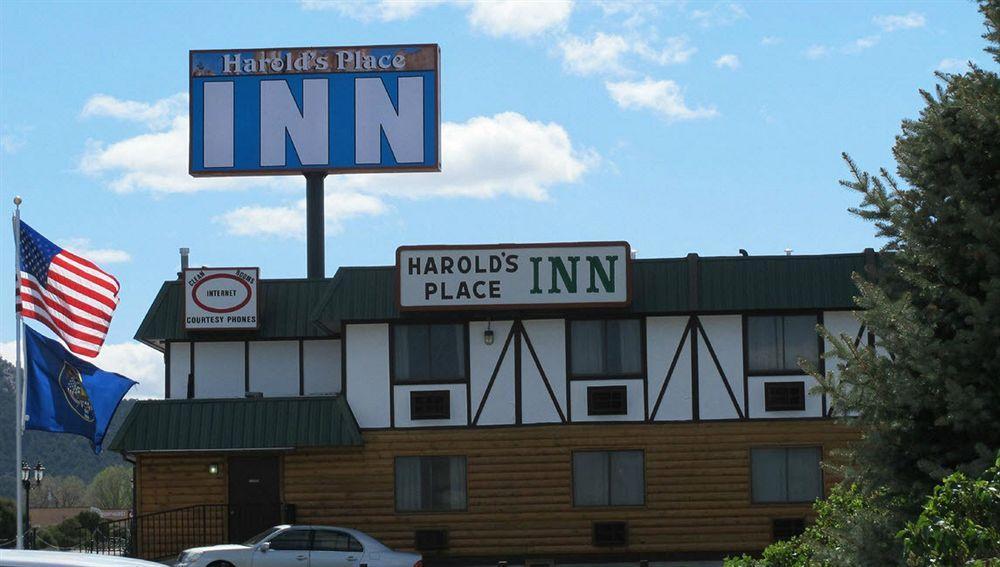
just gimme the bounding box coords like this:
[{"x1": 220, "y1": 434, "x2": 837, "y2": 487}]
[{"x1": 20, "y1": 461, "x2": 44, "y2": 539}]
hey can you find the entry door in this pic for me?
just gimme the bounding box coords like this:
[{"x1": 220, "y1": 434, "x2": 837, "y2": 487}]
[{"x1": 228, "y1": 456, "x2": 281, "y2": 543}]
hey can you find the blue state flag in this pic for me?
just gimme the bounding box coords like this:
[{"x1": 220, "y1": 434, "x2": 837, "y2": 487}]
[{"x1": 24, "y1": 325, "x2": 137, "y2": 454}]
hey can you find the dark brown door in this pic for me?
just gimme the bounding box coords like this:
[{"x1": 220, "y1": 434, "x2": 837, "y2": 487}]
[{"x1": 228, "y1": 456, "x2": 281, "y2": 543}]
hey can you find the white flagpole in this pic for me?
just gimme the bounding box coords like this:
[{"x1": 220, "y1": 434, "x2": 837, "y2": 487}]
[{"x1": 11, "y1": 196, "x2": 25, "y2": 549}]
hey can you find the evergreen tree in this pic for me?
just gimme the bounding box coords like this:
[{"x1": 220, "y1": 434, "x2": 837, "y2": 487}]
[{"x1": 818, "y1": 2, "x2": 1000, "y2": 563}]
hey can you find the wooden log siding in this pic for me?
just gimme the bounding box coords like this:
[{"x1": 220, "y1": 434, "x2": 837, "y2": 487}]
[{"x1": 136, "y1": 421, "x2": 856, "y2": 558}]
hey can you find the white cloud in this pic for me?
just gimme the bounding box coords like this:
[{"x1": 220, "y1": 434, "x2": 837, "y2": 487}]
[
  {"x1": 690, "y1": 3, "x2": 747, "y2": 27},
  {"x1": 1, "y1": 339, "x2": 164, "y2": 399},
  {"x1": 605, "y1": 78, "x2": 718, "y2": 122},
  {"x1": 937, "y1": 58, "x2": 971, "y2": 73},
  {"x1": 80, "y1": 93, "x2": 290, "y2": 195},
  {"x1": 714, "y1": 54, "x2": 740, "y2": 69},
  {"x1": 467, "y1": 0, "x2": 573, "y2": 38},
  {"x1": 760, "y1": 36, "x2": 782, "y2": 46},
  {"x1": 559, "y1": 33, "x2": 694, "y2": 76},
  {"x1": 216, "y1": 191, "x2": 388, "y2": 238},
  {"x1": 81, "y1": 93, "x2": 188, "y2": 130},
  {"x1": 873, "y1": 12, "x2": 925, "y2": 32},
  {"x1": 596, "y1": 1, "x2": 661, "y2": 27},
  {"x1": 804, "y1": 44, "x2": 830, "y2": 60},
  {"x1": 300, "y1": 0, "x2": 445, "y2": 21},
  {"x1": 58, "y1": 238, "x2": 131, "y2": 264},
  {"x1": 843, "y1": 35, "x2": 880, "y2": 54}
]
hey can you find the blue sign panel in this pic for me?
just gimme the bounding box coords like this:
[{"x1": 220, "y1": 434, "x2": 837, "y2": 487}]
[{"x1": 189, "y1": 44, "x2": 440, "y2": 176}]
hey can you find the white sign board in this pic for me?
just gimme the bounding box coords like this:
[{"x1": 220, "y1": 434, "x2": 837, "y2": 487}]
[
  {"x1": 184, "y1": 267, "x2": 259, "y2": 330},
  {"x1": 397, "y1": 242, "x2": 631, "y2": 311}
]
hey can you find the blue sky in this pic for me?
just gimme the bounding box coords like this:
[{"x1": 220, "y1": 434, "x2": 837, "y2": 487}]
[{"x1": 0, "y1": 0, "x2": 992, "y2": 396}]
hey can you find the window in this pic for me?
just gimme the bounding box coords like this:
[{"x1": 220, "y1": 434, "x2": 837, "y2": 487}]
[
  {"x1": 572, "y1": 450, "x2": 644, "y2": 507},
  {"x1": 395, "y1": 456, "x2": 467, "y2": 512},
  {"x1": 267, "y1": 528, "x2": 312, "y2": 551},
  {"x1": 312, "y1": 529, "x2": 363, "y2": 552},
  {"x1": 592, "y1": 521, "x2": 628, "y2": 547},
  {"x1": 393, "y1": 324, "x2": 467, "y2": 383},
  {"x1": 587, "y1": 385, "x2": 628, "y2": 416},
  {"x1": 570, "y1": 319, "x2": 642, "y2": 377},
  {"x1": 772, "y1": 518, "x2": 806, "y2": 541},
  {"x1": 414, "y1": 529, "x2": 449, "y2": 551},
  {"x1": 751, "y1": 447, "x2": 823, "y2": 503},
  {"x1": 747, "y1": 315, "x2": 819, "y2": 373},
  {"x1": 764, "y1": 381, "x2": 806, "y2": 411},
  {"x1": 410, "y1": 390, "x2": 451, "y2": 420}
]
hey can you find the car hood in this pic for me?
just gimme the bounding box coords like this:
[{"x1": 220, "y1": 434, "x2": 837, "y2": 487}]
[{"x1": 184, "y1": 544, "x2": 252, "y2": 554}]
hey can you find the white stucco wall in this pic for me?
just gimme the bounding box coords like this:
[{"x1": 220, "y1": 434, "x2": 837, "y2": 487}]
[
  {"x1": 393, "y1": 384, "x2": 468, "y2": 427},
  {"x1": 697, "y1": 315, "x2": 744, "y2": 420},
  {"x1": 748, "y1": 374, "x2": 824, "y2": 419},
  {"x1": 569, "y1": 378, "x2": 645, "y2": 422},
  {"x1": 345, "y1": 324, "x2": 391, "y2": 428},
  {"x1": 168, "y1": 341, "x2": 190, "y2": 399},
  {"x1": 303, "y1": 339, "x2": 341, "y2": 395},
  {"x1": 520, "y1": 319, "x2": 567, "y2": 424},
  {"x1": 646, "y1": 316, "x2": 693, "y2": 421},
  {"x1": 194, "y1": 341, "x2": 245, "y2": 398},
  {"x1": 248, "y1": 340, "x2": 299, "y2": 396},
  {"x1": 469, "y1": 320, "x2": 515, "y2": 425}
]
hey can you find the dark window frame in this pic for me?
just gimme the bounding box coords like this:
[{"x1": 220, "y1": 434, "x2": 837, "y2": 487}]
[
  {"x1": 750, "y1": 445, "x2": 825, "y2": 505},
  {"x1": 414, "y1": 529, "x2": 449, "y2": 551},
  {"x1": 393, "y1": 455, "x2": 469, "y2": 514},
  {"x1": 410, "y1": 390, "x2": 452, "y2": 420},
  {"x1": 772, "y1": 518, "x2": 807, "y2": 541},
  {"x1": 745, "y1": 313, "x2": 822, "y2": 376},
  {"x1": 571, "y1": 449, "x2": 646, "y2": 508},
  {"x1": 567, "y1": 318, "x2": 645, "y2": 379},
  {"x1": 592, "y1": 521, "x2": 629, "y2": 547},
  {"x1": 390, "y1": 322, "x2": 470, "y2": 384},
  {"x1": 764, "y1": 381, "x2": 806, "y2": 411},
  {"x1": 587, "y1": 385, "x2": 629, "y2": 416}
]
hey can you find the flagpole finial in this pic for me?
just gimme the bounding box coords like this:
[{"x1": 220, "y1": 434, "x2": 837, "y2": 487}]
[{"x1": 13, "y1": 196, "x2": 22, "y2": 206}]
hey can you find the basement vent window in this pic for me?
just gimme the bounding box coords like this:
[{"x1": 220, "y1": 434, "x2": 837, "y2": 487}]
[
  {"x1": 772, "y1": 518, "x2": 806, "y2": 541},
  {"x1": 587, "y1": 385, "x2": 628, "y2": 416},
  {"x1": 592, "y1": 521, "x2": 628, "y2": 547},
  {"x1": 764, "y1": 381, "x2": 806, "y2": 411},
  {"x1": 410, "y1": 390, "x2": 451, "y2": 420},
  {"x1": 414, "y1": 529, "x2": 448, "y2": 551}
]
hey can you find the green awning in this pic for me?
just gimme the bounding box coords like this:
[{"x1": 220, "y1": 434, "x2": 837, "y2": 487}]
[{"x1": 109, "y1": 396, "x2": 363, "y2": 454}]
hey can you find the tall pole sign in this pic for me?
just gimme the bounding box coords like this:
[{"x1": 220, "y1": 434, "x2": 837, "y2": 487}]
[{"x1": 189, "y1": 44, "x2": 441, "y2": 277}]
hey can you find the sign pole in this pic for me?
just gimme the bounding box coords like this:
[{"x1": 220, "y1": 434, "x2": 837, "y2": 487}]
[
  {"x1": 11, "y1": 196, "x2": 25, "y2": 549},
  {"x1": 305, "y1": 173, "x2": 326, "y2": 279}
]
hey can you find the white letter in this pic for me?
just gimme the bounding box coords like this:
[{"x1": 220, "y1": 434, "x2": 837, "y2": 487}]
[
  {"x1": 203, "y1": 82, "x2": 234, "y2": 167},
  {"x1": 391, "y1": 54, "x2": 405, "y2": 69},
  {"x1": 355, "y1": 76, "x2": 424, "y2": 164},
  {"x1": 336, "y1": 51, "x2": 353, "y2": 70},
  {"x1": 222, "y1": 54, "x2": 240, "y2": 74},
  {"x1": 259, "y1": 79, "x2": 329, "y2": 166}
]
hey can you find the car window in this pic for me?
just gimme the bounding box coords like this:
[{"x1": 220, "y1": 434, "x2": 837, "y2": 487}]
[
  {"x1": 313, "y1": 529, "x2": 363, "y2": 552},
  {"x1": 245, "y1": 527, "x2": 280, "y2": 545},
  {"x1": 267, "y1": 529, "x2": 312, "y2": 551}
]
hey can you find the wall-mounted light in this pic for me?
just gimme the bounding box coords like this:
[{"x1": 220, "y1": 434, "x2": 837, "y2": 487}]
[
  {"x1": 484, "y1": 321, "x2": 494, "y2": 345},
  {"x1": 208, "y1": 463, "x2": 220, "y2": 475}
]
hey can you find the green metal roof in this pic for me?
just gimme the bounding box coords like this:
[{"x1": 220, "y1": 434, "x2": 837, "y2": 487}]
[
  {"x1": 311, "y1": 252, "x2": 876, "y2": 330},
  {"x1": 109, "y1": 396, "x2": 363, "y2": 454},
  {"x1": 135, "y1": 277, "x2": 335, "y2": 348}
]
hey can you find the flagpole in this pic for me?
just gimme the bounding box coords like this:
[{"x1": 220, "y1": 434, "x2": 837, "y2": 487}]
[{"x1": 11, "y1": 195, "x2": 25, "y2": 549}]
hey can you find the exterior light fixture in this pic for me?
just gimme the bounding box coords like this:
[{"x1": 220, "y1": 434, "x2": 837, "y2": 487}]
[
  {"x1": 20, "y1": 461, "x2": 30, "y2": 483},
  {"x1": 484, "y1": 321, "x2": 494, "y2": 345},
  {"x1": 208, "y1": 463, "x2": 220, "y2": 475},
  {"x1": 33, "y1": 462, "x2": 44, "y2": 483}
]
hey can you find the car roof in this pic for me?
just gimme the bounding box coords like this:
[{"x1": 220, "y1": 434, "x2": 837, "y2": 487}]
[{"x1": 0, "y1": 550, "x2": 165, "y2": 567}]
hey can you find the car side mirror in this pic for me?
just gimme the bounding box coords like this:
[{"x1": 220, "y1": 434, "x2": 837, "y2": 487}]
[{"x1": 257, "y1": 542, "x2": 270, "y2": 553}]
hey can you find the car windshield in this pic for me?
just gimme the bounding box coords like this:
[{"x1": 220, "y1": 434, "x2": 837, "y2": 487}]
[{"x1": 244, "y1": 527, "x2": 280, "y2": 545}]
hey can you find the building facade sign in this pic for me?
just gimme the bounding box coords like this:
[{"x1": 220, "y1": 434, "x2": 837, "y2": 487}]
[
  {"x1": 189, "y1": 44, "x2": 440, "y2": 176},
  {"x1": 397, "y1": 242, "x2": 631, "y2": 311},
  {"x1": 184, "y1": 268, "x2": 259, "y2": 330}
]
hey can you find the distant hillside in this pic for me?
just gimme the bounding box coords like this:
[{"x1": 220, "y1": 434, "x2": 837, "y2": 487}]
[{"x1": 0, "y1": 356, "x2": 136, "y2": 499}]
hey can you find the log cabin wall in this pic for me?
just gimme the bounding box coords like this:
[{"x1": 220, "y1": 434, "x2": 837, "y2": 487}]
[{"x1": 136, "y1": 420, "x2": 855, "y2": 560}]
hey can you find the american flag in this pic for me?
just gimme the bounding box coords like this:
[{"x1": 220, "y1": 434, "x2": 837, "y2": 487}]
[{"x1": 16, "y1": 220, "x2": 120, "y2": 358}]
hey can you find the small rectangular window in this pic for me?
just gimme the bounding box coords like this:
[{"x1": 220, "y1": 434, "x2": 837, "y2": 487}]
[
  {"x1": 573, "y1": 451, "x2": 644, "y2": 507},
  {"x1": 393, "y1": 324, "x2": 466, "y2": 383},
  {"x1": 592, "y1": 522, "x2": 628, "y2": 547},
  {"x1": 395, "y1": 456, "x2": 467, "y2": 512},
  {"x1": 414, "y1": 529, "x2": 448, "y2": 551},
  {"x1": 587, "y1": 385, "x2": 628, "y2": 415},
  {"x1": 772, "y1": 518, "x2": 806, "y2": 541},
  {"x1": 764, "y1": 382, "x2": 806, "y2": 411},
  {"x1": 747, "y1": 315, "x2": 819, "y2": 373},
  {"x1": 570, "y1": 319, "x2": 642, "y2": 377},
  {"x1": 751, "y1": 447, "x2": 823, "y2": 503},
  {"x1": 410, "y1": 390, "x2": 451, "y2": 420}
]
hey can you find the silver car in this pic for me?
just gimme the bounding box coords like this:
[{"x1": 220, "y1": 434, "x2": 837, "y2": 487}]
[
  {"x1": 175, "y1": 525, "x2": 422, "y2": 567},
  {"x1": 0, "y1": 550, "x2": 166, "y2": 566}
]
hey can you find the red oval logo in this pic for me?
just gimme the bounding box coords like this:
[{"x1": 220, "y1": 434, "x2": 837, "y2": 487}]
[{"x1": 192, "y1": 273, "x2": 253, "y2": 313}]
